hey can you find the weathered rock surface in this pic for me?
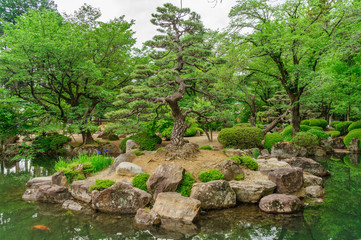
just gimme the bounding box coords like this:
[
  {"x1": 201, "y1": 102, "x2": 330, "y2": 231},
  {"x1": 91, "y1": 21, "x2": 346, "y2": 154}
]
[
  {"x1": 330, "y1": 137, "x2": 346, "y2": 149},
  {"x1": 259, "y1": 194, "x2": 302, "y2": 213},
  {"x1": 257, "y1": 158, "x2": 291, "y2": 175},
  {"x1": 229, "y1": 181, "x2": 265, "y2": 203},
  {"x1": 23, "y1": 184, "x2": 71, "y2": 203},
  {"x1": 271, "y1": 142, "x2": 299, "y2": 157},
  {"x1": 52, "y1": 171, "x2": 69, "y2": 188},
  {"x1": 70, "y1": 180, "x2": 95, "y2": 203},
  {"x1": 116, "y1": 162, "x2": 144, "y2": 176},
  {"x1": 190, "y1": 180, "x2": 236, "y2": 210},
  {"x1": 217, "y1": 159, "x2": 244, "y2": 181},
  {"x1": 126, "y1": 140, "x2": 141, "y2": 153},
  {"x1": 62, "y1": 200, "x2": 83, "y2": 211},
  {"x1": 223, "y1": 149, "x2": 244, "y2": 157},
  {"x1": 305, "y1": 186, "x2": 325, "y2": 198},
  {"x1": 108, "y1": 152, "x2": 136, "y2": 175},
  {"x1": 152, "y1": 192, "x2": 201, "y2": 223},
  {"x1": 146, "y1": 163, "x2": 185, "y2": 199},
  {"x1": 268, "y1": 167, "x2": 303, "y2": 194},
  {"x1": 303, "y1": 174, "x2": 323, "y2": 187},
  {"x1": 260, "y1": 149, "x2": 270, "y2": 156},
  {"x1": 25, "y1": 176, "x2": 52, "y2": 188},
  {"x1": 283, "y1": 157, "x2": 330, "y2": 177},
  {"x1": 134, "y1": 208, "x2": 161, "y2": 227},
  {"x1": 254, "y1": 180, "x2": 277, "y2": 196},
  {"x1": 314, "y1": 147, "x2": 327, "y2": 157},
  {"x1": 349, "y1": 138, "x2": 361, "y2": 153},
  {"x1": 91, "y1": 182, "x2": 151, "y2": 214}
]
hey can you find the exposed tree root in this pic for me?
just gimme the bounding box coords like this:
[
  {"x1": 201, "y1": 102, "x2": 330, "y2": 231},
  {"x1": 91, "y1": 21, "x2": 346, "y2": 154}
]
[{"x1": 159, "y1": 143, "x2": 199, "y2": 160}]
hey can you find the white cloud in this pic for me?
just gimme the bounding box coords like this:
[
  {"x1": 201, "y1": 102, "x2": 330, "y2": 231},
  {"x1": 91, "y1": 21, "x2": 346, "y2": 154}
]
[{"x1": 54, "y1": 0, "x2": 236, "y2": 47}]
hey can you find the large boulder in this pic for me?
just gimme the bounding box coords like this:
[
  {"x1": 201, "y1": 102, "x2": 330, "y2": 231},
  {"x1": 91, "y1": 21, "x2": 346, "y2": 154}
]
[
  {"x1": 259, "y1": 194, "x2": 302, "y2": 213},
  {"x1": 116, "y1": 162, "x2": 144, "y2": 176},
  {"x1": 254, "y1": 180, "x2": 277, "y2": 196},
  {"x1": 283, "y1": 157, "x2": 330, "y2": 177},
  {"x1": 305, "y1": 186, "x2": 325, "y2": 198},
  {"x1": 52, "y1": 171, "x2": 69, "y2": 188},
  {"x1": 271, "y1": 142, "x2": 299, "y2": 157},
  {"x1": 23, "y1": 184, "x2": 71, "y2": 203},
  {"x1": 268, "y1": 167, "x2": 303, "y2": 194},
  {"x1": 217, "y1": 159, "x2": 244, "y2": 181},
  {"x1": 146, "y1": 163, "x2": 185, "y2": 199},
  {"x1": 126, "y1": 140, "x2": 141, "y2": 153},
  {"x1": 70, "y1": 180, "x2": 95, "y2": 203},
  {"x1": 91, "y1": 182, "x2": 152, "y2": 214},
  {"x1": 101, "y1": 143, "x2": 121, "y2": 156},
  {"x1": 303, "y1": 174, "x2": 323, "y2": 187},
  {"x1": 257, "y1": 158, "x2": 291, "y2": 175},
  {"x1": 134, "y1": 208, "x2": 161, "y2": 227},
  {"x1": 25, "y1": 176, "x2": 52, "y2": 188},
  {"x1": 152, "y1": 192, "x2": 201, "y2": 223},
  {"x1": 229, "y1": 181, "x2": 265, "y2": 203},
  {"x1": 330, "y1": 137, "x2": 346, "y2": 149},
  {"x1": 190, "y1": 180, "x2": 236, "y2": 210},
  {"x1": 108, "y1": 152, "x2": 136, "y2": 175}
]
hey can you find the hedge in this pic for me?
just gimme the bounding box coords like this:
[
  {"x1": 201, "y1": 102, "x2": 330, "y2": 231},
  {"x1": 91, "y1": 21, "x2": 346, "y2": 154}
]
[
  {"x1": 309, "y1": 119, "x2": 328, "y2": 129},
  {"x1": 218, "y1": 127, "x2": 264, "y2": 149}
]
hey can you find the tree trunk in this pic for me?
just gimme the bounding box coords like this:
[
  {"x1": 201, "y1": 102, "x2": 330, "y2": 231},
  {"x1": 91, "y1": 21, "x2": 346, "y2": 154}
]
[
  {"x1": 249, "y1": 96, "x2": 257, "y2": 127},
  {"x1": 291, "y1": 99, "x2": 301, "y2": 136},
  {"x1": 81, "y1": 129, "x2": 95, "y2": 145},
  {"x1": 263, "y1": 109, "x2": 291, "y2": 134},
  {"x1": 346, "y1": 104, "x2": 351, "y2": 121},
  {"x1": 170, "y1": 116, "x2": 188, "y2": 146}
]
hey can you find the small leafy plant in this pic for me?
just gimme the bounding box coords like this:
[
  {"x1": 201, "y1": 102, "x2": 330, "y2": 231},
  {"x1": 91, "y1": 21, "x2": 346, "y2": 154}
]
[
  {"x1": 229, "y1": 155, "x2": 258, "y2": 170},
  {"x1": 235, "y1": 174, "x2": 244, "y2": 180},
  {"x1": 199, "y1": 145, "x2": 214, "y2": 150},
  {"x1": 198, "y1": 169, "x2": 224, "y2": 182},
  {"x1": 176, "y1": 172, "x2": 195, "y2": 197},
  {"x1": 89, "y1": 179, "x2": 116, "y2": 192},
  {"x1": 132, "y1": 173, "x2": 150, "y2": 192}
]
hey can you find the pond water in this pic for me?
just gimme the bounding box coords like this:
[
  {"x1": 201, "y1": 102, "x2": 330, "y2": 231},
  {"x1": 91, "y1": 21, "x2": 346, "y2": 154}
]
[{"x1": 0, "y1": 154, "x2": 360, "y2": 240}]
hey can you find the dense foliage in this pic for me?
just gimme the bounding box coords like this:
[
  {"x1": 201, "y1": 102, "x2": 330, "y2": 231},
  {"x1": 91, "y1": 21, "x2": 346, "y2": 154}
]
[
  {"x1": 307, "y1": 129, "x2": 329, "y2": 140},
  {"x1": 33, "y1": 134, "x2": 71, "y2": 154},
  {"x1": 120, "y1": 133, "x2": 162, "y2": 152},
  {"x1": 229, "y1": 155, "x2": 258, "y2": 170},
  {"x1": 176, "y1": 172, "x2": 195, "y2": 197},
  {"x1": 132, "y1": 173, "x2": 150, "y2": 192},
  {"x1": 264, "y1": 132, "x2": 284, "y2": 151},
  {"x1": 348, "y1": 120, "x2": 361, "y2": 132},
  {"x1": 336, "y1": 121, "x2": 353, "y2": 135},
  {"x1": 329, "y1": 131, "x2": 341, "y2": 139},
  {"x1": 89, "y1": 179, "x2": 116, "y2": 192},
  {"x1": 282, "y1": 125, "x2": 311, "y2": 141},
  {"x1": 291, "y1": 132, "x2": 319, "y2": 149},
  {"x1": 198, "y1": 169, "x2": 224, "y2": 182},
  {"x1": 218, "y1": 127, "x2": 264, "y2": 149},
  {"x1": 344, "y1": 129, "x2": 361, "y2": 149}
]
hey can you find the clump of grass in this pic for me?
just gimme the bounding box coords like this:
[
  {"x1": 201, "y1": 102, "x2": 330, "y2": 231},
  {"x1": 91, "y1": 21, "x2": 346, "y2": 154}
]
[
  {"x1": 199, "y1": 146, "x2": 214, "y2": 151},
  {"x1": 89, "y1": 179, "x2": 116, "y2": 192}
]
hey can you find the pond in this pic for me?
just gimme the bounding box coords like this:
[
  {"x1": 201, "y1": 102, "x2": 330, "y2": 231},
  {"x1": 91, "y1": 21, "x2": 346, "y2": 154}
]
[{"x1": 0, "y1": 154, "x2": 360, "y2": 240}]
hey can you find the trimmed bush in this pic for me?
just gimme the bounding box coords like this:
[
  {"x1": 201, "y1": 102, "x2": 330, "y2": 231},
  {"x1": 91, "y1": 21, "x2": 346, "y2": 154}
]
[
  {"x1": 199, "y1": 145, "x2": 214, "y2": 150},
  {"x1": 309, "y1": 119, "x2": 328, "y2": 129},
  {"x1": 217, "y1": 127, "x2": 264, "y2": 149},
  {"x1": 229, "y1": 155, "x2": 258, "y2": 170},
  {"x1": 291, "y1": 132, "x2": 319, "y2": 148},
  {"x1": 307, "y1": 129, "x2": 329, "y2": 140},
  {"x1": 132, "y1": 150, "x2": 143, "y2": 156},
  {"x1": 344, "y1": 129, "x2": 361, "y2": 149},
  {"x1": 120, "y1": 133, "x2": 162, "y2": 152},
  {"x1": 348, "y1": 120, "x2": 361, "y2": 132},
  {"x1": 176, "y1": 172, "x2": 195, "y2": 197},
  {"x1": 89, "y1": 179, "x2": 115, "y2": 192},
  {"x1": 282, "y1": 125, "x2": 311, "y2": 141},
  {"x1": 329, "y1": 131, "x2": 341, "y2": 139},
  {"x1": 196, "y1": 128, "x2": 204, "y2": 134},
  {"x1": 34, "y1": 134, "x2": 71, "y2": 154},
  {"x1": 336, "y1": 121, "x2": 353, "y2": 135},
  {"x1": 310, "y1": 126, "x2": 323, "y2": 131},
  {"x1": 300, "y1": 120, "x2": 310, "y2": 126},
  {"x1": 330, "y1": 121, "x2": 341, "y2": 128},
  {"x1": 235, "y1": 123, "x2": 251, "y2": 128},
  {"x1": 198, "y1": 169, "x2": 224, "y2": 182},
  {"x1": 132, "y1": 173, "x2": 150, "y2": 192},
  {"x1": 264, "y1": 132, "x2": 284, "y2": 151}
]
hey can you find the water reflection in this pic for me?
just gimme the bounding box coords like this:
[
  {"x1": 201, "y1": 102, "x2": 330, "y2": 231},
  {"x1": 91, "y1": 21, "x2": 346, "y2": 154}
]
[{"x1": 0, "y1": 157, "x2": 55, "y2": 176}]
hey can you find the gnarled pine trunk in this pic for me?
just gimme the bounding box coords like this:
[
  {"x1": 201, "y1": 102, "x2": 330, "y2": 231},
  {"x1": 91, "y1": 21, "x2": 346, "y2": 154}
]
[
  {"x1": 81, "y1": 129, "x2": 95, "y2": 145},
  {"x1": 170, "y1": 116, "x2": 188, "y2": 146}
]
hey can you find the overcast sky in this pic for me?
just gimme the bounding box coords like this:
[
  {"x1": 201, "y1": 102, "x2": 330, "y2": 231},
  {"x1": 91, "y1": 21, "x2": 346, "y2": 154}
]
[{"x1": 54, "y1": 0, "x2": 236, "y2": 47}]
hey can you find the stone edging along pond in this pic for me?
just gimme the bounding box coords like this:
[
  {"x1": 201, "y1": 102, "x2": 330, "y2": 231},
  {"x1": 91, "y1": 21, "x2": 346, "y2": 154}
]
[{"x1": 22, "y1": 148, "x2": 329, "y2": 230}]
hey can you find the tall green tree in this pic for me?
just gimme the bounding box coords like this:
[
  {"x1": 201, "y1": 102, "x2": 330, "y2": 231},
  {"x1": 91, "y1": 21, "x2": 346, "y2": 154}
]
[
  {"x1": 229, "y1": 0, "x2": 347, "y2": 135},
  {"x1": 0, "y1": 5, "x2": 135, "y2": 144}
]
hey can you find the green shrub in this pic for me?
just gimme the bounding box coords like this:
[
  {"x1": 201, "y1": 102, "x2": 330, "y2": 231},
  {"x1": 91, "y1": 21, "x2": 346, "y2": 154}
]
[
  {"x1": 291, "y1": 132, "x2": 319, "y2": 148},
  {"x1": 309, "y1": 119, "x2": 328, "y2": 129},
  {"x1": 229, "y1": 155, "x2": 258, "y2": 170},
  {"x1": 198, "y1": 169, "x2": 224, "y2": 182},
  {"x1": 120, "y1": 133, "x2": 162, "y2": 152},
  {"x1": 330, "y1": 121, "x2": 341, "y2": 128},
  {"x1": 132, "y1": 173, "x2": 150, "y2": 192},
  {"x1": 176, "y1": 172, "x2": 195, "y2": 197},
  {"x1": 336, "y1": 121, "x2": 353, "y2": 135},
  {"x1": 108, "y1": 133, "x2": 119, "y2": 141},
  {"x1": 235, "y1": 123, "x2": 251, "y2": 128},
  {"x1": 196, "y1": 128, "x2": 204, "y2": 134},
  {"x1": 252, "y1": 149, "x2": 259, "y2": 159},
  {"x1": 34, "y1": 134, "x2": 71, "y2": 153},
  {"x1": 132, "y1": 150, "x2": 143, "y2": 156},
  {"x1": 264, "y1": 132, "x2": 283, "y2": 151},
  {"x1": 300, "y1": 120, "x2": 310, "y2": 126},
  {"x1": 184, "y1": 126, "x2": 197, "y2": 137},
  {"x1": 217, "y1": 127, "x2": 264, "y2": 149},
  {"x1": 89, "y1": 179, "x2": 116, "y2": 192},
  {"x1": 199, "y1": 145, "x2": 214, "y2": 150},
  {"x1": 310, "y1": 126, "x2": 323, "y2": 131},
  {"x1": 344, "y1": 129, "x2": 361, "y2": 149},
  {"x1": 282, "y1": 125, "x2": 310, "y2": 141},
  {"x1": 328, "y1": 131, "x2": 341, "y2": 139},
  {"x1": 348, "y1": 120, "x2": 361, "y2": 132},
  {"x1": 307, "y1": 129, "x2": 329, "y2": 140},
  {"x1": 235, "y1": 174, "x2": 244, "y2": 180}
]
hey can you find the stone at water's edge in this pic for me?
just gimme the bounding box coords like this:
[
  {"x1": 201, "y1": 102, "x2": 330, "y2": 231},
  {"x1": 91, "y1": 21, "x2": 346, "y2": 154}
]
[
  {"x1": 146, "y1": 163, "x2": 185, "y2": 199},
  {"x1": 259, "y1": 194, "x2": 302, "y2": 213},
  {"x1": 349, "y1": 138, "x2": 361, "y2": 153},
  {"x1": 190, "y1": 180, "x2": 236, "y2": 210},
  {"x1": 91, "y1": 182, "x2": 151, "y2": 214},
  {"x1": 254, "y1": 180, "x2": 277, "y2": 196},
  {"x1": 217, "y1": 159, "x2": 244, "y2": 181},
  {"x1": 229, "y1": 181, "x2": 265, "y2": 203},
  {"x1": 25, "y1": 176, "x2": 52, "y2": 188},
  {"x1": 70, "y1": 180, "x2": 95, "y2": 203},
  {"x1": 152, "y1": 192, "x2": 201, "y2": 223},
  {"x1": 108, "y1": 152, "x2": 136, "y2": 175},
  {"x1": 283, "y1": 157, "x2": 330, "y2": 177},
  {"x1": 23, "y1": 184, "x2": 71, "y2": 203},
  {"x1": 268, "y1": 167, "x2": 303, "y2": 194},
  {"x1": 134, "y1": 208, "x2": 161, "y2": 227},
  {"x1": 305, "y1": 186, "x2": 326, "y2": 198},
  {"x1": 52, "y1": 171, "x2": 69, "y2": 188},
  {"x1": 303, "y1": 174, "x2": 323, "y2": 187},
  {"x1": 116, "y1": 162, "x2": 144, "y2": 176},
  {"x1": 62, "y1": 200, "x2": 83, "y2": 211},
  {"x1": 126, "y1": 140, "x2": 141, "y2": 153}
]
